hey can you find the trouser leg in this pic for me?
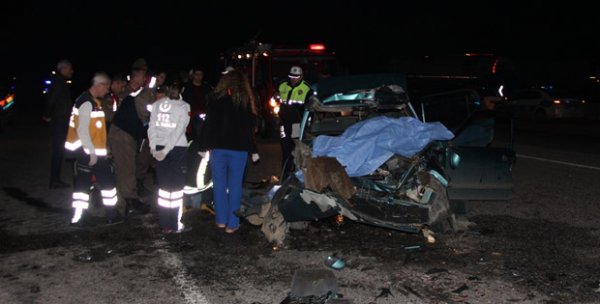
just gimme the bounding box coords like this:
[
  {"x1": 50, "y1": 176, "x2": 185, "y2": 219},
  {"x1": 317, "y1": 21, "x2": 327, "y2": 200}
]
[
  {"x1": 156, "y1": 147, "x2": 187, "y2": 231},
  {"x1": 71, "y1": 152, "x2": 93, "y2": 223},
  {"x1": 225, "y1": 150, "x2": 248, "y2": 229}
]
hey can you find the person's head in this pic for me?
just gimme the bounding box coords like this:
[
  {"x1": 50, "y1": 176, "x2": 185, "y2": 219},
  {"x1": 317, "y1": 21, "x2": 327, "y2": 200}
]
[
  {"x1": 57, "y1": 59, "x2": 74, "y2": 79},
  {"x1": 164, "y1": 79, "x2": 182, "y2": 100},
  {"x1": 110, "y1": 73, "x2": 127, "y2": 95},
  {"x1": 132, "y1": 58, "x2": 148, "y2": 71},
  {"x1": 215, "y1": 69, "x2": 255, "y2": 111},
  {"x1": 89, "y1": 72, "x2": 111, "y2": 98},
  {"x1": 129, "y1": 68, "x2": 147, "y2": 91},
  {"x1": 190, "y1": 67, "x2": 204, "y2": 85},
  {"x1": 155, "y1": 71, "x2": 167, "y2": 87},
  {"x1": 288, "y1": 65, "x2": 303, "y2": 85}
]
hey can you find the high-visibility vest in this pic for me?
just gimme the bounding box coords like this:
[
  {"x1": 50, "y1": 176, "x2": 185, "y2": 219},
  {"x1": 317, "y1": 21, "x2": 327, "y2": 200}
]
[
  {"x1": 278, "y1": 80, "x2": 311, "y2": 105},
  {"x1": 65, "y1": 92, "x2": 108, "y2": 156}
]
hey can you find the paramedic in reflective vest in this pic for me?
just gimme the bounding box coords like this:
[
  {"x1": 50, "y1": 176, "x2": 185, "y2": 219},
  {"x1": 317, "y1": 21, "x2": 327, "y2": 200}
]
[
  {"x1": 277, "y1": 66, "x2": 312, "y2": 174},
  {"x1": 148, "y1": 81, "x2": 191, "y2": 233},
  {"x1": 65, "y1": 73, "x2": 121, "y2": 227}
]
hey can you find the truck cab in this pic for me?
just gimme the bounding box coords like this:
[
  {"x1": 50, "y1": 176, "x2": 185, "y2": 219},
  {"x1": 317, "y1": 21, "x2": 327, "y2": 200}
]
[{"x1": 221, "y1": 42, "x2": 340, "y2": 137}]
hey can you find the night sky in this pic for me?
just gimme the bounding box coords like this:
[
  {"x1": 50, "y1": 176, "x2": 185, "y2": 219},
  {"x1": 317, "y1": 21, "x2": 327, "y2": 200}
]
[{"x1": 2, "y1": 1, "x2": 600, "y2": 90}]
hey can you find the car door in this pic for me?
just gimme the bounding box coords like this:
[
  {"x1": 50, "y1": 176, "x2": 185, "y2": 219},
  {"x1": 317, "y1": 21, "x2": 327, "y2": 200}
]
[{"x1": 419, "y1": 90, "x2": 515, "y2": 201}]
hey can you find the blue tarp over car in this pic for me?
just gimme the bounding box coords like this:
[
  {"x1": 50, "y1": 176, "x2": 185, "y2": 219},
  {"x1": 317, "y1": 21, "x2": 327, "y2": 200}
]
[{"x1": 312, "y1": 116, "x2": 454, "y2": 177}]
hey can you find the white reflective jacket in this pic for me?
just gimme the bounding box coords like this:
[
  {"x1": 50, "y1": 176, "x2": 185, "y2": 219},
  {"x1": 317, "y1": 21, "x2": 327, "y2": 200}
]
[{"x1": 148, "y1": 97, "x2": 191, "y2": 154}]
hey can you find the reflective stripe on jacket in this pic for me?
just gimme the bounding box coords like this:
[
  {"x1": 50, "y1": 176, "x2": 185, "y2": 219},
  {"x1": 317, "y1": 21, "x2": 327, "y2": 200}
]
[
  {"x1": 65, "y1": 92, "x2": 108, "y2": 155},
  {"x1": 278, "y1": 80, "x2": 311, "y2": 105}
]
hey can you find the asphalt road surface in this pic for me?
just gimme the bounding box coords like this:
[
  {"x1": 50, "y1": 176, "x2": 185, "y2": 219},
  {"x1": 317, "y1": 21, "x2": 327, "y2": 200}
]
[{"x1": 1, "y1": 114, "x2": 600, "y2": 304}]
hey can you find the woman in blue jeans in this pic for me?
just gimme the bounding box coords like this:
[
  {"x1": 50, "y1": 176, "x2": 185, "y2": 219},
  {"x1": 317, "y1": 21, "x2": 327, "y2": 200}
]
[{"x1": 199, "y1": 69, "x2": 257, "y2": 233}]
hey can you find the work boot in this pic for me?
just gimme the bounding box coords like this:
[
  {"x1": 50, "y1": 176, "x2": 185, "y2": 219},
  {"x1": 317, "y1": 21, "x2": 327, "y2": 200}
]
[
  {"x1": 105, "y1": 207, "x2": 125, "y2": 225},
  {"x1": 125, "y1": 198, "x2": 150, "y2": 215}
]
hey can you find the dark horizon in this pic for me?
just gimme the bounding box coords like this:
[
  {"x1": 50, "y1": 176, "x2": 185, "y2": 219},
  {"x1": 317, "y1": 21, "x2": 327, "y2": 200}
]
[{"x1": 4, "y1": 1, "x2": 600, "y2": 97}]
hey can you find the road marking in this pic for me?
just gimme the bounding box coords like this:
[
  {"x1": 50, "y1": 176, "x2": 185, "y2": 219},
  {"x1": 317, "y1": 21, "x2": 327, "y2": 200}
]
[
  {"x1": 518, "y1": 154, "x2": 600, "y2": 171},
  {"x1": 155, "y1": 238, "x2": 211, "y2": 304}
]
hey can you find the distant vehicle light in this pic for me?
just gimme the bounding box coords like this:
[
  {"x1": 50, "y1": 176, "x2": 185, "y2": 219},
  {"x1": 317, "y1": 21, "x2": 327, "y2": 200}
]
[
  {"x1": 553, "y1": 99, "x2": 561, "y2": 104},
  {"x1": 44, "y1": 80, "x2": 52, "y2": 85},
  {"x1": 582, "y1": 100, "x2": 586, "y2": 104},
  {"x1": 269, "y1": 97, "x2": 279, "y2": 108},
  {"x1": 1, "y1": 93, "x2": 15, "y2": 110},
  {"x1": 309, "y1": 44, "x2": 326, "y2": 51}
]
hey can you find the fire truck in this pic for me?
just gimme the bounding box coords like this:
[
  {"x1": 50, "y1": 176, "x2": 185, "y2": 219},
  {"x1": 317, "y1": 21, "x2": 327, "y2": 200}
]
[{"x1": 220, "y1": 42, "x2": 340, "y2": 137}]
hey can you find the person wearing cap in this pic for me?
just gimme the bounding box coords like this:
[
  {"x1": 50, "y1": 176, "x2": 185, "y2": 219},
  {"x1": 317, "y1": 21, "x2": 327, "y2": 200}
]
[{"x1": 276, "y1": 65, "x2": 313, "y2": 176}]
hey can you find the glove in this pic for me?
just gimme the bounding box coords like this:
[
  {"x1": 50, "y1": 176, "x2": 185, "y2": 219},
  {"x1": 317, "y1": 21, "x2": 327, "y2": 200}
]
[
  {"x1": 251, "y1": 153, "x2": 260, "y2": 164},
  {"x1": 154, "y1": 150, "x2": 167, "y2": 161},
  {"x1": 88, "y1": 153, "x2": 98, "y2": 166},
  {"x1": 198, "y1": 151, "x2": 207, "y2": 158}
]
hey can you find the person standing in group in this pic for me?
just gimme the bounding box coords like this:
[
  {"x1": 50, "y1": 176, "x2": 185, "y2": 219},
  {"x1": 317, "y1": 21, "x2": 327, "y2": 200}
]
[
  {"x1": 148, "y1": 81, "x2": 191, "y2": 233},
  {"x1": 64, "y1": 72, "x2": 122, "y2": 227},
  {"x1": 276, "y1": 65, "x2": 312, "y2": 177},
  {"x1": 101, "y1": 73, "x2": 127, "y2": 131},
  {"x1": 181, "y1": 66, "x2": 214, "y2": 139},
  {"x1": 108, "y1": 68, "x2": 150, "y2": 216},
  {"x1": 43, "y1": 59, "x2": 74, "y2": 189},
  {"x1": 199, "y1": 69, "x2": 257, "y2": 234}
]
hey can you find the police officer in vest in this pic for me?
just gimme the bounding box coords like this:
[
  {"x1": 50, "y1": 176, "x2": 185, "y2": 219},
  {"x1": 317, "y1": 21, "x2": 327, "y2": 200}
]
[
  {"x1": 65, "y1": 73, "x2": 121, "y2": 227},
  {"x1": 276, "y1": 66, "x2": 312, "y2": 177}
]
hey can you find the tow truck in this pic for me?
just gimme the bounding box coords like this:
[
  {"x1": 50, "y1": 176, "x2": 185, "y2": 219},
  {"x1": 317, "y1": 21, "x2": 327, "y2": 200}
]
[{"x1": 220, "y1": 42, "x2": 340, "y2": 137}]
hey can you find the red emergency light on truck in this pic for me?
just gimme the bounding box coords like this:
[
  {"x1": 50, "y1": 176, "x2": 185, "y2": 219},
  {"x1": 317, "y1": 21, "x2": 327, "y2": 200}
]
[{"x1": 220, "y1": 42, "x2": 340, "y2": 137}]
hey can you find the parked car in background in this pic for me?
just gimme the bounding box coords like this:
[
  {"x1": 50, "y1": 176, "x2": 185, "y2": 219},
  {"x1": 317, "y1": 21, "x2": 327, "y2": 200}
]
[
  {"x1": 241, "y1": 74, "x2": 516, "y2": 246},
  {"x1": 505, "y1": 87, "x2": 586, "y2": 120}
]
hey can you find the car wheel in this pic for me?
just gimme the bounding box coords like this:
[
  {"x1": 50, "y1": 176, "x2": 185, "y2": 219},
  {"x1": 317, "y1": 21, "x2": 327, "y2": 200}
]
[{"x1": 426, "y1": 175, "x2": 457, "y2": 233}]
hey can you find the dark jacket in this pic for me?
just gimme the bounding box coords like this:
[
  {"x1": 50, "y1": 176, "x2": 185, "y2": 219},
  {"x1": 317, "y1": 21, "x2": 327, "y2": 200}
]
[
  {"x1": 111, "y1": 95, "x2": 145, "y2": 140},
  {"x1": 182, "y1": 81, "x2": 214, "y2": 116},
  {"x1": 44, "y1": 73, "x2": 73, "y2": 124},
  {"x1": 199, "y1": 92, "x2": 257, "y2": 152}
]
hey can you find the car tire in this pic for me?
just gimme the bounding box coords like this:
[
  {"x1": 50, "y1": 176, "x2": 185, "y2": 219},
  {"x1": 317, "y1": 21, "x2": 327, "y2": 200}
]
[{"x1": 426, "y1": 175, "x2": 457, "y2": 233}]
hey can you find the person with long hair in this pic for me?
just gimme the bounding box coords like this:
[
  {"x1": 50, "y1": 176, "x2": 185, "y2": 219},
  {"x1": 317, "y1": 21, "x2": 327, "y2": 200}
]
[{"x1": 199, "y1": 69, "x2": 257, "y2": 233}]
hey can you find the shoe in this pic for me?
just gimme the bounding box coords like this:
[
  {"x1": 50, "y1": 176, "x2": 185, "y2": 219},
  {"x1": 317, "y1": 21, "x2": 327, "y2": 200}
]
[
  {"x1": 125, "y1": 199, "x2": 150, "y2": 215},
  {"x1": 106, "y1": 217, "x2": 125, "y2": 225},
  {"x1": 162, "y1": 227, "x2": 175, "y2": 234},
  {"x1": 216, "y1": 223, "x2": 226, "y2": 229},
  {"x1": 225, "y1": 226, "x2": 239, "y2": 234},
  {"x1": 50, "y1": 180, "x2": 70, "y2": 189},
  {"x1": 69, "y1": 220, "x2": 92, "y2": 229},
  {"x1": 175, "y1": 226, "x2": 192, "y2": 234}
]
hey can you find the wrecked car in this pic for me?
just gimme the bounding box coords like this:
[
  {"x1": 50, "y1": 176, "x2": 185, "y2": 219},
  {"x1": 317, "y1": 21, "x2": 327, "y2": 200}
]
[{"x1": 242, "y1": 73, "x2": 515, "y2": 246}]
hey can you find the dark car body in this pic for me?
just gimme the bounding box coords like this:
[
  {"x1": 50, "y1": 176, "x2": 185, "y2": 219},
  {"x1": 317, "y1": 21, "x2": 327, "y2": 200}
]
[{"x1": 243, "y1": 74, "x2": 515, "y2": 246}]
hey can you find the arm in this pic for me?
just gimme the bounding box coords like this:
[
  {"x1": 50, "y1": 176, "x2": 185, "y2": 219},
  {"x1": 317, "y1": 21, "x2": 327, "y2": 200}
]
[
  {"x1": 76, "y1": 102, "x2": 95, "y2": 155},
  {"x1": 134, "y1": 88, "x2": 154, "y2": 125},
  {"x1": 147, "y1": 102, "x2": 158, "y2": 151},
  {"x1": 163, "y1": 103, "x2": 191, "y2": 154}
]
